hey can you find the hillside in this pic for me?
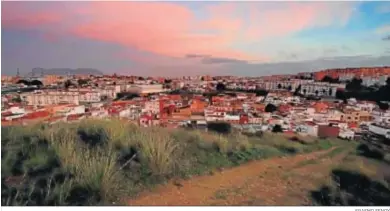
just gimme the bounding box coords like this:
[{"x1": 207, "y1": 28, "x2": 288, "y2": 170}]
[
  {"x1": 27, "y1": 68, "x2": 103, "y2": 77},
  {"x1": 2, "y1": 119, "x2": 389, "y2": 206}
]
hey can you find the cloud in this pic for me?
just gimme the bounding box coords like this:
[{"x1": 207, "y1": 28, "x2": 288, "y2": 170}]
[
  {"x1": 2, "y1": 1, "x2": 359, "y2": 64},
  {"x1": 323, "y1": 48, "x2": 339, "y2": 55},
  {"x1": 185, "y1": 54, "x2": 247, "y2": 64},
  {"x1": 376, "y1": 2, "x2": 390, "y2": 14},
  {"x1": 201, "y1": 57, "x2": 248, "y2": 64},
  {"x1": 242, "y1": 2, "x2": 358, "y2": 40},
  {"x1": 376, "y1": 25, "x2": 390, "y2": 34},
  {"x1": 222, "y1": 55, "x2": 390, "y2": 76},
  {"x1": 185, "y1": 54, "x2": 211, "y2": 58},
  {"x1": 382, "y1": 35, "x2": 390, "y2": 41}
]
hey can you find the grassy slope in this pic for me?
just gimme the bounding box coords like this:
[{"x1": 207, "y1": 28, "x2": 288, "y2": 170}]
[{"x1": 1, "y1": 119, "x2": 338, "y2": 206}]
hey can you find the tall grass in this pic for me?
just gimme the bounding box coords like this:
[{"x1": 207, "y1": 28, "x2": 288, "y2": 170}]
[{"x1": 2, "y1": 120, "x2": 345, "y2": 206}]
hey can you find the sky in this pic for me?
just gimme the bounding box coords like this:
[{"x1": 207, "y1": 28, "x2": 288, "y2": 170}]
[{"x1": 2, "y1": 1, "x2": 390, "y2": 76}]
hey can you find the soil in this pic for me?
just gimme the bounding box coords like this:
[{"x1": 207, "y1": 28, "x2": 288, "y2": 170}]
[{"x1": 127, "y1": 147, "x2": 349, "y2": 206}]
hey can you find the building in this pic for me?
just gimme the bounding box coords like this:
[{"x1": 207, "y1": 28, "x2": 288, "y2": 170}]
[
  {"x1": 340, "y1": 109, "x2": 372, "y2": 124},
  {"x1": 21, "y1": 90, "x2": 80, "y2": 106},
  {"x1": 79, "y1": 91, "x2": 101, "y2": 103},
  {"x1": 126, "y1": 84, "x2": 165, "y2": 95},
  {"x1": 43, "y1": 75, "x2": 61, "y2": 86},
  {"x1": 317, "y1": 125, "x2": 340, "y2": 138},
  {"x1": 300, "y1": 82, "x2": 344, "y2": 97}
]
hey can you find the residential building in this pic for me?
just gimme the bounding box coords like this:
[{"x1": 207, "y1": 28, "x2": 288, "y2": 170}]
[{"x1": 21, "y1": 90, "x2": 80, "y2": 106}]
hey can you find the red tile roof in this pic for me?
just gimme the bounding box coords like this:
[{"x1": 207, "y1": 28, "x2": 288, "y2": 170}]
[{"x1": 21, "y1": 110, "x2": 51, "y2": 120}]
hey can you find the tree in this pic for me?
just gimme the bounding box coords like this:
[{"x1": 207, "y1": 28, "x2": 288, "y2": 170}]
[
  {"x1": 138, "y1": 77, "x2": 144, "y2": 80},
  {"x1": 346, "y1": 77, "x2": 363, "y2": 92},
  {"x1": 77, "y1": 79, "x2": 89, "y2": 86},
  {"x1": 164, "y1": 79, "x2": 172, "y2": 84},
  {"x1": 321, "y1": 76, "x2": 339, "y2": 83},
  {"x1": 12, "y1": 96, "x2": 22, "y2": 103},
  {"x1": 303, "y1": 89, "x2": 307, "y2": 95},
  {"x1": 265, "y1": 104, "x2": 277, "y2": 113},
  {"x1": 294, "y1": 85, "x2": 302, "y2": 96},
  {"x1": 315, "y1": 90, "x2": 319, "y2": 96},
  {"x1": 288, "y1": 85, "x2": 292, "y2": 91},
  {"x1": 16, "y1": 79, "x2": 30, "y2": 86},
  {"x1": 207, "y1": 122, "x2": 231, "y2": 134},
  {"x1": 100, "y1": 95, "x2": 108, "y2": 101},
  {"x1": 30, "y1": 80, "x2": 43, "y2": 87},
  {"x1": 377, "y1": 101, "x2": 389, "y2": 110},
  {"x1": 277, "y1": 84, "x2": 282, "y2": 89},
  {"x1": 64, "y1": 80, "x2": 73, "y2": 89},
  {"x1": 216, "y1": 82, "x2": 226, "y2": 92},
  {"x1": 272, "y1": 124, "x2": 283, "y2": 133},
  {"x1": 329, "y1": 88, "x2": 333, "y2": 96}
]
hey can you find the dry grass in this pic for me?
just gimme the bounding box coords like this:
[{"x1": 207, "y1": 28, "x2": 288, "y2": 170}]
[{"x1": 2, "y1": 120, "x2": 345, "y2": 205}]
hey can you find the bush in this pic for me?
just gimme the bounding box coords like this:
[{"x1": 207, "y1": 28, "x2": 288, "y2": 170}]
[
  {"x1": 272, "y1": 125, "x2": 283, "y2": 133},
  {"x1": 207, "y1": 122, "x2": 232, "y2": 134}
]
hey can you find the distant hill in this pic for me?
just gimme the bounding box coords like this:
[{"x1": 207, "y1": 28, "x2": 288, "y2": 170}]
[{"x1": 25, "y1": 68, "x2": 104, "y2": 77}]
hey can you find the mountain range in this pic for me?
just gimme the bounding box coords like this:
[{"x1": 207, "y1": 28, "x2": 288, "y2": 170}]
[{"x1": 25, "y1": 68, "x2": 103, "y2": 77}]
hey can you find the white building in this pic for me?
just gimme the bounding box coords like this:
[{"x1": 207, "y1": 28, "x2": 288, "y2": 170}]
[
  {"x1": 79, "y1": 91, "x2": 101, "y2": 103},
  {"x1": 144, "y1": 100, "x2": 160, "y2": 114},
  {"x1": 300, "y1": 82, "x2": 344, "y2": 97},
  {"x1": 21, "y1": 90, "x2": 80, "y2": 106},
  {"x1": 126, "y1": 84, "x2": 165, "y2": 94},
  {"x1": 368, "y1": 123, "x2": 390, "y2": 139},
  {"x1": 372, "y1": 110, "x2": 390, "y2": 124}
]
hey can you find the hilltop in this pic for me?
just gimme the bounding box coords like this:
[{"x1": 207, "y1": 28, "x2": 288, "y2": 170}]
[
  {"x1": 1, "y1": 119, "x2": 389, "y2": 206},
  {"x1": 26, "y1": 68, "x2": 103, "y2": 77}
]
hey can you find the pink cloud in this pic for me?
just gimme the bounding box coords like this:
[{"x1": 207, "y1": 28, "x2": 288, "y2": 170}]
[
  {"x1": 2, "y1": 1, "x2": 357, "y2": 63},
  {"x1": 244, "y1": 2, "x2": 357, "y2": 40},
  {"x1": 2, "y1": 6, "x2": 63, "y2": 29},
  {"x1": 69, "y1": 2, "x2": 261, "y2": 61}
]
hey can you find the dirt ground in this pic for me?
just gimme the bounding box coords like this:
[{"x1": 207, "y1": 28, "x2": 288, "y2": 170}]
[{"x1": 127, "y1": 147, "x2": 350, "y2": 206}]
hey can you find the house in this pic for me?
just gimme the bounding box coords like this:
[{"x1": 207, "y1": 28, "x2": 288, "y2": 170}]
[
  {"x1": 339, "y1": 130, "x2": 355, "y2": 140},
  {"x1": 139, "y1": 114, "x2": 153, "y2": 127},
  {"x1": 296, "y1": 121, "x2": 318, "y2": 137},
  {"x1": 317, "y1": 125, "x2": 340, "y2": 138}
]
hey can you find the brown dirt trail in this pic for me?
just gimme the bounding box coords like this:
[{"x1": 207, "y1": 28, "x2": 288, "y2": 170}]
[{"x1": 127, "y1": 148, "x2": 345, "y2": 206}]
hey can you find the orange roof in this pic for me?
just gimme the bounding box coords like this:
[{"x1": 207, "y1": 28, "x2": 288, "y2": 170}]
[
  {"x1": 22, "y1": 110, "x2": 50, "y2": 120},
  {"x1": 67, "y1": 114, "x2": 84, "y2": 121}
]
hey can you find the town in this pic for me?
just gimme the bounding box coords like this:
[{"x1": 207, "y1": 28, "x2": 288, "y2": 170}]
[{"x1": 2, "y1": 66, "x2": 390, "y2": 146}]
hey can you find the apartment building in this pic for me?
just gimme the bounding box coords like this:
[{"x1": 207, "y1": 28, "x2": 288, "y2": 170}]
[
  {"x1": 372, "y1": 109, "x2": 390, "y2": 124},
  {"x1": 126, "y1": 84, "x2": 165, "y2": 94},
  {"x1": 79, "y1": 91, "x2": 101, "y2": 103},
  {"x1": 300, "y1": 82, "x2": 344, "y2": 97},
  {"x1": 340, "y1": 109, "x2": 372, "y2": 124},
  {"x1": 144, "y1": 100, "x2": 162, "y2": 114},
  {"x1": 21, "y1": 90, "x2": 80, "y2": 106}
]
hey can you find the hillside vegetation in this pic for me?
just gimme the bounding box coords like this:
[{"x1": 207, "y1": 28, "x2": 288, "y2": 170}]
[{"x1": 2, "y1": 119, "x2": 338, "y2": 206}]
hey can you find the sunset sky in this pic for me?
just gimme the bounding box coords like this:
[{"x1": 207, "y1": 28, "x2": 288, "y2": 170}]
[{"x1": 2, "y1": 1, "x2": 390, "y2": 76}]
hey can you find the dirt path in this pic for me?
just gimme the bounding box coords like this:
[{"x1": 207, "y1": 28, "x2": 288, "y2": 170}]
[{"x1": 127, "y1": 147, "x2": 348, "y2": 206}]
